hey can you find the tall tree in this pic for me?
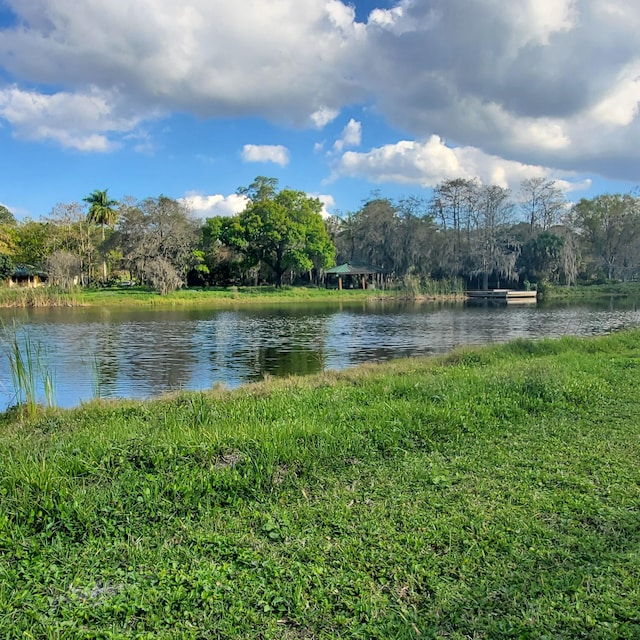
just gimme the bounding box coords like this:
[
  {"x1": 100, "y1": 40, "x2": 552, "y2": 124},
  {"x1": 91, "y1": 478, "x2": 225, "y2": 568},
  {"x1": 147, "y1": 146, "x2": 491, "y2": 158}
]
[
  {"x1": 0, "y1": 205, "x2": 17, "y2": 256},
  {"x1": 350, "y1": 198, "x2": 399, "y2": 271},
  {"x1": 84, "y1": 189, "x2": 119, "y2": 281},
  {"x1": 332, "y1": 212, "x2": 358, "y2": 264},
  {"x1": 220, "y1": 180, "x2": 335, "y2": 287},
  {"x1": 84, "y1": 189, "x2": 119, "y2": 240},
  {"x1": 237, "y1": 176, "x2": 279, "y2": 203},
  {"x1": 468, "y1": 185, "x2": 519, "y2": 289},
  {"x1": 430, "y1": 179, "x2": 479, "y2": 272},
  {"x1": 571, "y1": 193, "x2": 640, "y2": 280},
  {"x1": 0, "y1": 204, "x2": 16, "y2": 225},
  {"x1": 519, "y1": 178, "x2": 566, "y2": 231},
  {"x1": 12, "y1": 219, "x2": 51, "y2": 268},
  {"x1": 112, "y1": 196, "x2": 200, "y2": 292},
  {"x1": 45, "y1": 202, "x2": 97, "y2": 285},
  {"x1": 0, "y1": 253, "x2": 14, "y2": 282},
  {"x1": 518, "y1": 231, "x2": 564, "y2": 284}
]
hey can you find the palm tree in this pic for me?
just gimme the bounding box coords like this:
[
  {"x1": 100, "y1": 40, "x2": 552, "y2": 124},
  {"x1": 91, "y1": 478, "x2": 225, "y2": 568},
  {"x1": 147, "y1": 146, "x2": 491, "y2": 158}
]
[{"x1": 84, "y1": 189, "x2": 119, "y2": 281}]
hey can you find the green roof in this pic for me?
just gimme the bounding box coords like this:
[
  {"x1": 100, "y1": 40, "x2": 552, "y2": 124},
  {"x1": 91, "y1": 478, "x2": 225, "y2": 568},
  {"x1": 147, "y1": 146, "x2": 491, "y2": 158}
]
[
  {"x1": 12, "y1": 264, "x2": 47, "y2": 278},
  {"x1": 325, "y1": 263, "x2": 384, "y2": 275}
]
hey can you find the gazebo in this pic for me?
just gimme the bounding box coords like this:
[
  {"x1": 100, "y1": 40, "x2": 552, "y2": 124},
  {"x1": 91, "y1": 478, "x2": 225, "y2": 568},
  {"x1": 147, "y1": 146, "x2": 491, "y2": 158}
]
[
  {"x1": 8, "y1": 265, "x2": 48, "y2": 288},
  {"x1": 325, "y1": 263, "x2": 388, "y2": 290}
]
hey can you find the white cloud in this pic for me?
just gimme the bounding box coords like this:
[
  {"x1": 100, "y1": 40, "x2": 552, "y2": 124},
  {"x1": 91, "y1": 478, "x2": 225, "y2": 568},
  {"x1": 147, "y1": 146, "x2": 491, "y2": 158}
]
[
  {"x1": 333, "y1": 118, "x2": 362, "y2": 152},
  {"x1": 502, "y1": 0, "x2": 577, "y2": 47},
  {"x1": 0, "y1": 85, "x2": 150, "y2": 151},
  {"x1": 357, "y1": 0, "x2": 640, "y2": 179},
  {"x1": 309, "y1": 193, "x2": 335, "y2": 218},
  {"x1": 0, "y1": 0, "x2": 639, "y2": 183},
  {"x1": 310, "y1": 107, "x2": 339, "y2": 129},
  {"x1": 181, "y1": 192, "x2": 249, "y2": 217},
  {"x1": 326, "y1": 0, "x2": 358, "y2": 31},
  {"x1": 241, "y1": 144, "x2": 290, "y2": 167},
  {"x1": 0, "y1": 0, "x2": 365, "y2": 127},
  {"x1": 333, "y1": 135, "x2": 589, "y2": 192},
  {"x1": 589, "y1": 60, "x2": 640, "y2": 126},
  {"x1": 552, "y1": 178, "x2": 592, "y2": 194}
]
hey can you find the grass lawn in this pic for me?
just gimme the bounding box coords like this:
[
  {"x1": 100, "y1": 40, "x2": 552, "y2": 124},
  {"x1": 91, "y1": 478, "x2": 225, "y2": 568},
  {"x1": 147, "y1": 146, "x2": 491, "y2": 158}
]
[{"x1": 1, "y1": 331, "x2": 639, "y2": 638}]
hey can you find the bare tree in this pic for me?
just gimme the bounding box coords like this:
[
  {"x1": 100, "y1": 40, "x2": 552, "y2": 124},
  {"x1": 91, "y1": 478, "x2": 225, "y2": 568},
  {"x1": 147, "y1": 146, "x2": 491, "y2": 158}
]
[
  {"x1": 519, "y1": 178, "x2": 566, "y2": 231},
  {"x1": 430, "y1": 179, "x2": 479, "y2": 272},
  {"x1": 45, "y1": 202, "x2": 97, "y2": 285},
  {"x1": 112, "y1": 196, "x2": 200, "y2": 286},
  {"x1": 46, "y1": 250, "x2": 81, "y2": 291},
  {"x1": 469, "y1": 185, "x2": 519, "y2": 289}
]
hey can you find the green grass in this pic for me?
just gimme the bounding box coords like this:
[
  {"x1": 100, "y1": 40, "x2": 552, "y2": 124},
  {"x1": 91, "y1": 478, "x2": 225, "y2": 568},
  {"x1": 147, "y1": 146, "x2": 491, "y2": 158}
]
[
  {"x1": 0, "y1": 283, "x2": 467, "y2": 309},
  {"x1": 2, "y1": 280, "x2": 639, "y2": 309},
  {"x1": 1, "y1": 331, "x2": 639, "y2": 638},
  {"x1": 81, "y1": 285, "x2": 394, "y2": 307},
  {"x1": 545, "y1": 281, "x2": 640, "y2": 300}
]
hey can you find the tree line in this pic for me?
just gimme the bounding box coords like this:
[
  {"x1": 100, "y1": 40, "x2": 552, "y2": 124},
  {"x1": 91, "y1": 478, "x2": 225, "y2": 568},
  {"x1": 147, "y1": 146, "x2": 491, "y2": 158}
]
[{"x1": 1, "y1": 176, "x2": 639, "y2": 293}]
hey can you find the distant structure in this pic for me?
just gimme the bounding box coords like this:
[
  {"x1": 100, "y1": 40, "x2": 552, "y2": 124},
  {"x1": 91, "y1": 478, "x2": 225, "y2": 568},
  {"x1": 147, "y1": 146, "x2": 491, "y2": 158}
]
[
  {"x1": 7, "y1": 265, "x2": 47, "y2": 288},
  {"x1": 325, "y1": 263, "x2": 388, "y2": 290}
]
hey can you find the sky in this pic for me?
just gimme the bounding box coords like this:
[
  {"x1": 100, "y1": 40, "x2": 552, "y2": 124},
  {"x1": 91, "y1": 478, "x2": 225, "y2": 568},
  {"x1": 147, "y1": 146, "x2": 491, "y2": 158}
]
[{"x1": 1, "y1": 0, "x2": 639, "y2": 221}]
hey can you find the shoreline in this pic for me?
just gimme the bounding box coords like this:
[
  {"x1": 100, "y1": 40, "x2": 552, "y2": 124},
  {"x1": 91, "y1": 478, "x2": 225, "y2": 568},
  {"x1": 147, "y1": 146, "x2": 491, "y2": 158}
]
[{"x1": 0, "y1": 281, "x2": 638, "y2": 309}]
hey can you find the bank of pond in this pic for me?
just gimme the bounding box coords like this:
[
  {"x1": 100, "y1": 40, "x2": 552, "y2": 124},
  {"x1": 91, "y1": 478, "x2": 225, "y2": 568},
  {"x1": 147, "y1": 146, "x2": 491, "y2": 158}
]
[
  {"x1": 2, "y1": 293, "x2": 639, "y2": 410},
  {"x1": 1, "y1": 330, "x2": 639, "y2": 637},
  {"x1": 0, "y1": 281, "x2": 639, "y2": 309}
]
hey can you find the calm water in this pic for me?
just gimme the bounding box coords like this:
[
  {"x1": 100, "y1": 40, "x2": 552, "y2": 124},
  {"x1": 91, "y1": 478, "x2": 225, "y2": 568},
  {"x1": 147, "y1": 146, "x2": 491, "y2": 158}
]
[{"x1": 1, "y1": 298, "x2": 639, "y2": 409}]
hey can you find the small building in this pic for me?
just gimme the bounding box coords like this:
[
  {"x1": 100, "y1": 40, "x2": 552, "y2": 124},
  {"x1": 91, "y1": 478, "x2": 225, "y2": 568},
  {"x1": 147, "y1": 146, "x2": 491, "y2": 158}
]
[
  {"x1": 325, "y1": 263, "x2": 388, "y2": 290},
  {"x1": 8, "y1": 265, "x2": 48, "y2": 288}
]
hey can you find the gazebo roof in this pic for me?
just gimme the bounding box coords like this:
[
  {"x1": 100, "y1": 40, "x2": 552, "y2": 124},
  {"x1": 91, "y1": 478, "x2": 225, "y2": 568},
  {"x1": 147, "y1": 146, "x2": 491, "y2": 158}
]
[
  {"x1": 12, "y1": 264, "x2": 47, "y2": 278},
  {"x1": 325, "y1": 263, "x2": 384, "y2": 275}
]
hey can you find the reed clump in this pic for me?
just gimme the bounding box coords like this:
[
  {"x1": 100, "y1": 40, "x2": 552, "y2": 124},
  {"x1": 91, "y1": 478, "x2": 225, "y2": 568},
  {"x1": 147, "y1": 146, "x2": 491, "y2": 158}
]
[
  {"x1": 0, "y1": 287, "x2": 78, "y2": 308},
  {"x1": 1, "y1": 321, "x2": 54, "y2": 417}
]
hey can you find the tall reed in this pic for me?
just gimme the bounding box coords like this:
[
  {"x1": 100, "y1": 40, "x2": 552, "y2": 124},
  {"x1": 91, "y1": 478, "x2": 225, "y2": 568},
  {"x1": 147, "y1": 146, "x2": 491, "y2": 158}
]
[
  {"x1": 401, "y1": 274, "x2": 466, "y2": 297},
  {"x1": 0, "y1": 287, "x2": 77, "y2": 308},
  {"x1": 1, "y1": 321, "x2": 54, "y2": 417}
]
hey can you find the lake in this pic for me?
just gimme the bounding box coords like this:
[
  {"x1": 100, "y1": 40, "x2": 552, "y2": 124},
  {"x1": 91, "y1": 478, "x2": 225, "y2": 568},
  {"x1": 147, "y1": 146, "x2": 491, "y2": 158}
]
[{"x1": 1, "y1": 298, "x2": 639, "y2": 409}]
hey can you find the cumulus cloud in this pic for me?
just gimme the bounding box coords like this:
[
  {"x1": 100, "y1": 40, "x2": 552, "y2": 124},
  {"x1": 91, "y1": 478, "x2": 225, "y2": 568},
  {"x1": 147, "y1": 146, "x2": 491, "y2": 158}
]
[
  {"x1": 356, "y1": 0, "x2": 640, "y2": 177},
  {"x1": 0, "y1": 85, "x2": 151, "y2": 150},
  {"x1": 0, "y1": 0, "x2": 364, "y2": 127},
  {"x1": 332, "y1": 135, "x2": 589, "y2": 193},
  {"x1": 181, "y1": 192, "x2": 249, "y2": 217},
  {"x1": 310, "y1": 107, "x2": 339, "y2": 128},
  {"x1": 308, "y1": 193, "x2": 336, "y2": 218},
  {"x1": 0, "y1": 0, "x2": 639, "y2": 183},
  {"x1": 241, "y1": 144, "x2": 290, "y2": 167},
  {"x1": 589, "y1": 60, "x2": 640, "y2": 126},
  {"x1": 333, "y1": 118, "x2": 362, "y2": 152}
]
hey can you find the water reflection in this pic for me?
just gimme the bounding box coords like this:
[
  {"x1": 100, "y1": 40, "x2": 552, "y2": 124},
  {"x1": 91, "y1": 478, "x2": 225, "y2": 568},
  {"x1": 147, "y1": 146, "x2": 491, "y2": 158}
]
[{"x1": 1, "y1": 298, "x2": 639, "y2": 409}]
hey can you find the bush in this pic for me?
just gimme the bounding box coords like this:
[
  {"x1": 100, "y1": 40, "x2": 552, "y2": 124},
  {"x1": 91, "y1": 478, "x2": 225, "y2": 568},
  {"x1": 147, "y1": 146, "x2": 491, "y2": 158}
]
[
  {"x1": 145, "y1": 257, "x2": 183, "y2": 295},
  {"x1": 0, "y1": 253, "x2": 14, "y2": 281}
]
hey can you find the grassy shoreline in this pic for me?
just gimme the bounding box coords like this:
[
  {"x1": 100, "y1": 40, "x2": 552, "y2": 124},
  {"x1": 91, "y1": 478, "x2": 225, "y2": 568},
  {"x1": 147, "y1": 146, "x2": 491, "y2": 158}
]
[
  {"x1": 1, "y1": 331, "x2": 639, "y2": 637},
  {"x1": 1, "y1": 280, "x2": 639, "y2": 309},
  {"x1": 544, "y1": 282, "x2": 640, "y2": 299},
  {"x1": 0, "y1": 285, "x2": 469, "y2": 309}
]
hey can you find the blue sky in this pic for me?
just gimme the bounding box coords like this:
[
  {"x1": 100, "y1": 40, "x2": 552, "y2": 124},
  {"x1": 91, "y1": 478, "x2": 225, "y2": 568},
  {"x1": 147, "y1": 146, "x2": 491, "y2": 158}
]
[{"x1": 1, "y1": 0, "x2": 639, "y2": 221}]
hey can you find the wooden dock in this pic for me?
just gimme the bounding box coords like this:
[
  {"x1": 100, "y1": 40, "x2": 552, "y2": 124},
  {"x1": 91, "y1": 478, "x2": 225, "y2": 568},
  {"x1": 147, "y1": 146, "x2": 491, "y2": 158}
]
[{"x1": 466, "y1": 289, "x2": 538, "y2": 303}]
